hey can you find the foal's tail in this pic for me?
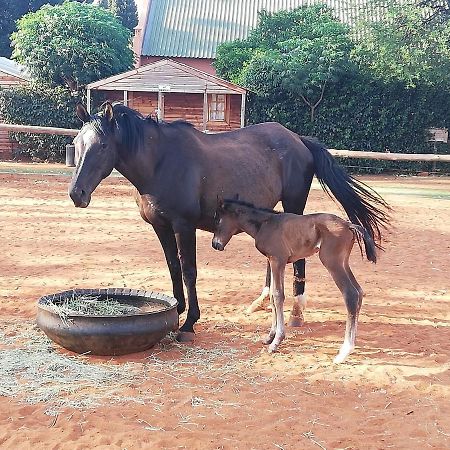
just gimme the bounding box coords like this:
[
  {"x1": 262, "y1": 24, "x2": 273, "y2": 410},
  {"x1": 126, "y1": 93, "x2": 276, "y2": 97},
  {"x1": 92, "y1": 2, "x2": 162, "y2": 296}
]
[
  {"x1": 300, "y1": 136, "x2": 390, "y2": 250},
  {"x1": 349, "y1": 224, "x2": 377, "y2": 263}
]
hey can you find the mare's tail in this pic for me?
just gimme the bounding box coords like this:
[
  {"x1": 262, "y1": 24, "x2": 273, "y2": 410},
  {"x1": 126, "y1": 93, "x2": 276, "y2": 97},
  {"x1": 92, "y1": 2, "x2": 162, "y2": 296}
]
[
  {"x1": 349, "y1": 224, "x2": 377, "y2": 263},
  {"x1": 300, "y1": 136, "x2": 390, "y2": 250}
]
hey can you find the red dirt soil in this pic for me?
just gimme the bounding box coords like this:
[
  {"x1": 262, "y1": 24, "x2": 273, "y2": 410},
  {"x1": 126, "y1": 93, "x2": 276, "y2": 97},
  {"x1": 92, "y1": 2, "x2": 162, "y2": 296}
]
[{"x1": 0, "y1": 168, "x2": 449, "y2": 449}]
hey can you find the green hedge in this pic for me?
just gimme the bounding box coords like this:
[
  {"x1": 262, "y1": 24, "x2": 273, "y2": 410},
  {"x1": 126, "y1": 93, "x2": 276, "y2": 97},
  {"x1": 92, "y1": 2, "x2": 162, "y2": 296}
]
[
  {"x1": 247, "y1": 72, "x2": 450, "y2": 173},
  {"x1": 0, "y1": 83, "x2": 80, "y2": 162}
]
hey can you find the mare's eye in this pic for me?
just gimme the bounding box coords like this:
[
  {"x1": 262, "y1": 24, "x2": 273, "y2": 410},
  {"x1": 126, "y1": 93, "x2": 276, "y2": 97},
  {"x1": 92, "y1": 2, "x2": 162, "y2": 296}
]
[{"x1": 101, "y1": 143, "x2": 107, "y2": 149}]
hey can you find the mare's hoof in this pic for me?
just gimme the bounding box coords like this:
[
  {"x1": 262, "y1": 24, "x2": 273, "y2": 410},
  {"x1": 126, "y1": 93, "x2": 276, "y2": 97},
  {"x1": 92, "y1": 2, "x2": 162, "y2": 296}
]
[
  {"x1": 288, "y1": 315, "x2": 304, "y2": 327},
  {"x1": 176, "y1": 331, "x2": 195, "y2": 343}
]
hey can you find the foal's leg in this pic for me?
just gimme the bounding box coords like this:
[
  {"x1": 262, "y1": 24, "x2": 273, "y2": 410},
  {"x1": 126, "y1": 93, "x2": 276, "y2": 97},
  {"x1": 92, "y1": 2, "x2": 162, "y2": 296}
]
[
  {"x1": 282, "y1": 196, "x2": 308, "y2": 327},
  {"x1": 247, "y1": 263, "x2": 271, "y2": 313},
  {"x1": 173, "y1": 222, "x2": 200, "y2": 342},
  {"x1": 267, "y1": 259, "x2": 287, "y2": 353},
  {"x1": 320, "y1": 250, "x2": 362, "y2": 363},
  {"x1": 152, "y1": 224, "x2": 186, "y2": 315},
  {"x1": 262, "y1": 272, "x2": 276, "y2": 345}
]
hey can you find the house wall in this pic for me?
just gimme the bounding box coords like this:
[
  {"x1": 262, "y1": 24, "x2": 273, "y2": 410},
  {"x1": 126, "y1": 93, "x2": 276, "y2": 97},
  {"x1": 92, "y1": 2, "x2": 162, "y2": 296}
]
[
  {"x1": 0, "y1": 71, "x2": 25, "y2": 159},
  {"x1": 0, "y1": 130, "x2": 16, "y2": 160},
  {"x1": 124, "y1": 91, "x2": 241, "y2": 132}
]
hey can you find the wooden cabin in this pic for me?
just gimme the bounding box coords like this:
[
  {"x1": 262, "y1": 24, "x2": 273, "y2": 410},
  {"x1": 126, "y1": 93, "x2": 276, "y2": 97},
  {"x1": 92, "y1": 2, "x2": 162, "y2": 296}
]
[
  {"x1": 0, "y1": 57, "x2": 30, "y2": 159},
  {"x1": 86, "y1": 59, "x2": 247, "y2": 132}
]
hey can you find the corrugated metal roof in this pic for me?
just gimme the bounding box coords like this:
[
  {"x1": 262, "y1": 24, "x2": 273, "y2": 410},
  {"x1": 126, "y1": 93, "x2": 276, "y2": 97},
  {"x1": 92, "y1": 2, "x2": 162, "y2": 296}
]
[
  {"x1": 141, "y1": 0, "x2": 383, "y2": 58},
  {"x1": 0, "y1": 57, "x2": 30, "y2": 80}
]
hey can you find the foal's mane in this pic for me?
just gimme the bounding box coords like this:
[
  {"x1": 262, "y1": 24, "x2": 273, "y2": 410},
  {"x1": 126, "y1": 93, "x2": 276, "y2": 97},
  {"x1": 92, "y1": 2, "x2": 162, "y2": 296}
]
[{"x1": 223, "y1": 199, "x2": 281, "y2": 215}]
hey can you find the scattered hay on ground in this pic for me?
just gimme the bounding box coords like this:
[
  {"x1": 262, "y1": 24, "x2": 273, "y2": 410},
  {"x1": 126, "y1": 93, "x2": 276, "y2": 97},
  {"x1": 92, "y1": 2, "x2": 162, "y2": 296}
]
[
  {"x1": 0, "y1": 320, "x2": 266, "y2": 415},
  {"x1": 0, "y1": 320, "x2": 147, "y2": 415}
]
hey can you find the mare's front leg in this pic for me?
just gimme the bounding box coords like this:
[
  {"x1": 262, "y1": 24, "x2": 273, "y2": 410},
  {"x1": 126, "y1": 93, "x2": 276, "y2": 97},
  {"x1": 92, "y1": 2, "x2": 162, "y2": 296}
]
[
  {"x1": 152, "y1": 224, "x2": 186, "y2": 315},
  {"x1": 267, "y1": 258, "x2": 287, "y2": 353},
  {"x1": 173, "y1": 222, "x2": 200, "y2": 342}
]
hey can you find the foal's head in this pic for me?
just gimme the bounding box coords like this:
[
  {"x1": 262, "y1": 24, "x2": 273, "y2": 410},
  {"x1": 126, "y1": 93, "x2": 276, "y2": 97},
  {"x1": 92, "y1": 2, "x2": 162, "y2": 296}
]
[
  {"x1": 212, "y1": 199, "x2": 276, "y2": 251},
  {"x1": 212, "y1": 199, "x2": 241, "y2": 251}
]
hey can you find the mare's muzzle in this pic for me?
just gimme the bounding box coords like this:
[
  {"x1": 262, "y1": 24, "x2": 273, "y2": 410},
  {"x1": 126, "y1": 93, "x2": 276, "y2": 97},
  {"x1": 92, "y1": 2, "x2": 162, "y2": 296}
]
[
  {"x1": 69, "y1": 185, "x2": 91, "y2": 208},
  {"x1": 212, "y1": 237, "x2": 225, "y2": 251}
]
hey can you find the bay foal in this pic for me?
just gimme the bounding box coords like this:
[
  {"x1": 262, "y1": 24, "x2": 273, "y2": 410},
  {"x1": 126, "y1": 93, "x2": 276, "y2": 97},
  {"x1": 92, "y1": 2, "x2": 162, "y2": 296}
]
[{"x1": 212, "y1": 199, "x2": 377, "y2": 363}]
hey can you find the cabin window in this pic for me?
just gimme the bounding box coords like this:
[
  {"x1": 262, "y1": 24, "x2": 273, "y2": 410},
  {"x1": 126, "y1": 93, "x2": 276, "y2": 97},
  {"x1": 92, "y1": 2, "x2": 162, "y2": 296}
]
[{"x1": 208, "y1": 94, "x2": 227, "y2": 121}]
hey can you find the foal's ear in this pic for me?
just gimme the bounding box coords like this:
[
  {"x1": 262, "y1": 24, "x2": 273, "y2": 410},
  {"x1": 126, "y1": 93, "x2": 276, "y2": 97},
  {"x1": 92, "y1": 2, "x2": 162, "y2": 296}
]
[
  {"x1": 216, "y1": 195, "x2": 224, "y2": 208},
  {"x1": 76, "y1": 103, "x2": 90, "y2": 123},
  {"x1": 104, "y1": 102, "x2": 114, "y2": 122}
]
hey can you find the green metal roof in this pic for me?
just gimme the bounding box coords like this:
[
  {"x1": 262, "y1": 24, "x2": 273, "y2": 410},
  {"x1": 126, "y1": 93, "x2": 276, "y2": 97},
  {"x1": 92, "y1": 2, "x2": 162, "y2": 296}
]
[{"x1": 141, "y1": 0, "x2": 386, "y2": 59}]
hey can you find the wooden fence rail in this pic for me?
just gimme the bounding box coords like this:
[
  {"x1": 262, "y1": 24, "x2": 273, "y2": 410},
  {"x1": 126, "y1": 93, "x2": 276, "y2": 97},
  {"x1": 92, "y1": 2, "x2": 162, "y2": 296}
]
[
  {"x1": 328, "y1": 149, "x2": 450, "y2": 162},
  {"x1": 0, "y1": 123, "x2": 78, "y2": 137},
  {"x1": 1, "y1": 123, "x2": 450, "y2": 162}
]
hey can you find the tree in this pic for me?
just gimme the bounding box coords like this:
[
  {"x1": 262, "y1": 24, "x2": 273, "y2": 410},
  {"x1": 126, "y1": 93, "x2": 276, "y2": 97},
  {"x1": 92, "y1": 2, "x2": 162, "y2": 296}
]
[
  {"x1": 0, "y1": 0, "x2": 64, "y2": 58},
  {"x1": 353, "y1": 4, "x2": 450, "y2": 89},
  {"x1": 11, "y1": 1, "x2": 134, "y2": 90},
  {"x1": 107, "y1": 0, "x2": 138, "y2": 31},
  {"x1": 215, "y1": 5, "x2": 353, "y2": 121}
]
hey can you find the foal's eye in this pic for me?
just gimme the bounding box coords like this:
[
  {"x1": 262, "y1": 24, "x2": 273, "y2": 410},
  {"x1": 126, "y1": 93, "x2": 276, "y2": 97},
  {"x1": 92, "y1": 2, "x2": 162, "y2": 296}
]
[{"x1": 101, "y1": 143, "x2": 107, "y2": 149}]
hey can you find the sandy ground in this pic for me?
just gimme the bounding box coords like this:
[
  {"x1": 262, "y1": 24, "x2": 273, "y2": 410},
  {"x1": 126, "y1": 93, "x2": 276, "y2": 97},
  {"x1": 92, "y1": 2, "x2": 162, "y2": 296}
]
[{"x1": 0, "y1": 166, "x2": 449, "y2": 449}]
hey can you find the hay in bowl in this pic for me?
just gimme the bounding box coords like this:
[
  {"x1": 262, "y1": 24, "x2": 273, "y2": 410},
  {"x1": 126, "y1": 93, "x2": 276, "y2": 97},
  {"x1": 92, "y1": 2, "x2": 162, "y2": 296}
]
[{"x1": 37, "y1": 288, "x2": 178, "y2": 356}]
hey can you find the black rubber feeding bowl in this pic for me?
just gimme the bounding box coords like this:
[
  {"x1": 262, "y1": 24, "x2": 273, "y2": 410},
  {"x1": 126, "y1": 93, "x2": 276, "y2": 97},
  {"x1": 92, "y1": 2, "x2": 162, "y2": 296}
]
[{"x1": 36, "y1": 288, "x2": 178, "y2": 356}]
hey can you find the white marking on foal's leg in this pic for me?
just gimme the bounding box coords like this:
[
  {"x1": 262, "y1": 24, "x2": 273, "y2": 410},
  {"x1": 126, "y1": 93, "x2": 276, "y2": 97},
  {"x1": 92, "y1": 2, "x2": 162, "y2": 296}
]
[
  {"x1": 288, "y1": 294, "x2": 307, "y2": 327},
  {"x1": 247, "y1": 286, "x2": 270, "y2": 313},
  {"x1": 333, "y1": 340, "x2": 355, "y2": 364},
  {"x1": 262, "y1": 293, "x2": 276, "y2": 345}
]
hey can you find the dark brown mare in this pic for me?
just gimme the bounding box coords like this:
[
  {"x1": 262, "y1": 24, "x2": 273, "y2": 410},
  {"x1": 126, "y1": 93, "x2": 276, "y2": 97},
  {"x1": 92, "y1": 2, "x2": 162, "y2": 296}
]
[
  {"x1": 212, "y1": 199, "x2": 377, "y2": 363},
  {"x1": 69, "y1": 102, "x2": 389, "y2": 341}
]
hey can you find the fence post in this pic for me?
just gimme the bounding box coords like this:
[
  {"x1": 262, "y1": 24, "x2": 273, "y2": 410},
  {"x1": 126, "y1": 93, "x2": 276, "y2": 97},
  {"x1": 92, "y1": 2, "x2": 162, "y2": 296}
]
[{"x1": 65, "y1": 144, "x2": 75, "y2": 167}]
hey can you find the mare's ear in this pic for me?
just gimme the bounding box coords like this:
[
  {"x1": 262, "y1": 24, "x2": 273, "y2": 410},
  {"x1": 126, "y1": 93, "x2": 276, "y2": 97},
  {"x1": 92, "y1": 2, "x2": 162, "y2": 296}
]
[
  {"x1": 216, "y1": 195, "x2": 224, "y2": 208},
  {"x1": 104, "y1": 102, "x2": 114, "y2": 122},
  {"x1": 76, "y1": 103, "x2": 90, "y2": 123}
]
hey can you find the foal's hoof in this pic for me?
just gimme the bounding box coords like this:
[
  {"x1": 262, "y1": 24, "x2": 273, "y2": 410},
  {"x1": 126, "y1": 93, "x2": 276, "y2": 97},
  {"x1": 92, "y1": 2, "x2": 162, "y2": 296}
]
[
  {"x1": 246, "y1": 301, "x2": 266, "y2": 314},
  {"x1": 288, "y1": 315, "x2": 304, "y2": 327},
  {"x1": 262, "y1": 334, "x2": 275, "y2": 345},
  {"x1": 176, "y1": 331, "x2": 195, "y2": 343},
  {"x1": 268, "y1": 343, "x2": 279, "y2": 353}
]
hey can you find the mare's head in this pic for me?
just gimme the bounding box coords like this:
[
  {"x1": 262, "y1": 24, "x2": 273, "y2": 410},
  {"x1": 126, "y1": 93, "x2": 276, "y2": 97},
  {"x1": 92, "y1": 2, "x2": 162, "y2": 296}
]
[
  {"x1": 69, "y1": 102, "x2": 145, "y2": 207},
  {"x1": 212, "y1": 199, "x2": 243, "y2": 251}
]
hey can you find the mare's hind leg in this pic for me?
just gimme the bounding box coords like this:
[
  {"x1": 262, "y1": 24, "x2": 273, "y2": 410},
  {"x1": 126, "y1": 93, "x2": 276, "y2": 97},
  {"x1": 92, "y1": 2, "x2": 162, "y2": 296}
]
[
  {"x1": 247, "y1": 263, "x2": 271, "y2": 313},
  {"x1": 288, "y1": 259, "x2": 307, "y2": 327},
  {"x1": 320, "y1": 250, "x2": 362, "y2": 363}
]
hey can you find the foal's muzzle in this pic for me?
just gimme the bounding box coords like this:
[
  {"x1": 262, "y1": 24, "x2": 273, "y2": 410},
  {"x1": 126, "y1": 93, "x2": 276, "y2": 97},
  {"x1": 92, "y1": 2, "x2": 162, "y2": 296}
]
[
  {"x1": 212, "y1": 237, "x2": 224, "y2": 251},
  {"x1": 69, "y1": 186, "x2": 91, "y2": 208}
]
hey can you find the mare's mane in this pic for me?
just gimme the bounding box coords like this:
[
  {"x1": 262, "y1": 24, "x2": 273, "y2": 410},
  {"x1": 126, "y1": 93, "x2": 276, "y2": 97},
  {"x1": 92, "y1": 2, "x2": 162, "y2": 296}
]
[{"x1": 86, "y1": 103, "x2": 196, "y2": 154}]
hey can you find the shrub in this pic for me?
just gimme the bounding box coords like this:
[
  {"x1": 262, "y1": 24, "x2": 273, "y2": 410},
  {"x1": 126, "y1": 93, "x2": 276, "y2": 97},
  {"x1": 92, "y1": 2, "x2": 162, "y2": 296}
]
[{"x1": 0, "y1": 83, "x2": 80, "y2": 161}]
